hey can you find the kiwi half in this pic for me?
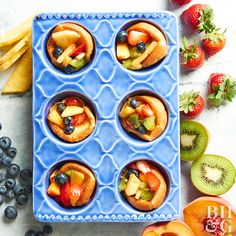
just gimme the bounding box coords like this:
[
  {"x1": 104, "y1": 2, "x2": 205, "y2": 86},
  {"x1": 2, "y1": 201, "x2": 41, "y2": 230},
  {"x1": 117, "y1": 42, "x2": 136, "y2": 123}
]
[
  {"x1": 180, "y1": 120, "x2": 209, "y2": 161},
  {"x1": 191, "y1": 154, "x2": 236, "y2": 195}
]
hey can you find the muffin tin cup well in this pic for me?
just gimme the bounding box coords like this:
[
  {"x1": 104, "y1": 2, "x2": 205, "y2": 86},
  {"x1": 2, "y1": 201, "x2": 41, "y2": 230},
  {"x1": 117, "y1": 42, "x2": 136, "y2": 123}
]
[{"x1": 33, "y1": 12, "x2": 180, "y2": 222}]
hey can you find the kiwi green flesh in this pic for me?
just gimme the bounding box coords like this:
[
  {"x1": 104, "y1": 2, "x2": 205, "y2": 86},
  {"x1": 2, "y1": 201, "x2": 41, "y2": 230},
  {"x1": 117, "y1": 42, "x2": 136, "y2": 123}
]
[
  {"x1": 180, "y1": 120, "x2": 209, "y2": 161},
  {"x1": 191, "y1": 154, "x2": 236, "y2": 195}
]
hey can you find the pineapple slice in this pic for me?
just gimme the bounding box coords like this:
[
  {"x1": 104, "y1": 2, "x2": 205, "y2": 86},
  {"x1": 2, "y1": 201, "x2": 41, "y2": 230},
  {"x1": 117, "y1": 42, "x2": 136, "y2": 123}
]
[
  {"x1": 62, "y1": 56, "x2": 72, "y2": 67},
  {"x1": 57, "y1": 44, "x2": 76, "y2": 64},
  {"x1": 52, "y1": 30, "x2": 80, "y2": 49},
  {"x1": 119, "y1": 105, "x2": 135, "y2": 118},
  {"x1": 61, "y1": 106, "x2": 84, "y2": 118},
  {"x1": 47, "y1": 109, "x2": 64, "y2": 128}
]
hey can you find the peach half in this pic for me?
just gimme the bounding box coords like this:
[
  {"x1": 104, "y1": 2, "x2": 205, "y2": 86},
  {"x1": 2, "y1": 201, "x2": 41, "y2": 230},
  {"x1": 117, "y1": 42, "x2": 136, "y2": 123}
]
[
  {"x1": 184, "y1": 196, "x2": 236, "y2": 236},
  {"x1": 142, "y1": 220, "x2": 195, "y2": 236}
]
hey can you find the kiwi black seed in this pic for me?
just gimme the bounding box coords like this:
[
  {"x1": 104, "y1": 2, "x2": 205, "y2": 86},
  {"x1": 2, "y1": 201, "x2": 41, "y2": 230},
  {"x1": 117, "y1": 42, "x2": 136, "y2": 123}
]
[
  {"x1": 191, "y1": 154, "x2": 236, "y2": 195},
  {"x1": 180, "y1": 120, "x2": 209, "y2": 161}
]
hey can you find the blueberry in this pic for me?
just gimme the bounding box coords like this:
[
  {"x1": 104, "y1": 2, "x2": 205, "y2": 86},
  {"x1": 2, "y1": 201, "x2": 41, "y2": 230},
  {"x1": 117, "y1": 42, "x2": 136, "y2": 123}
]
[
  {"x1": 25, "y1": 230, "x2": 36, "y2": 236},
  {"x1": 5, "y1": 178, "x2": 16, "y2": 189},
  {"x1": 16, "y1": 193, "x2": 28, "y2": 205},
  {"x1": 6, "y1": 163, "x2": 20, "y2": 178},
  {"x1": 64, "y1": 124, "x2": 75, "y2": 134},
  {"x1": 4, "y1": 206, "x2": 18, "y2": 220},
  {"x1": 130, "y1": 98, "x2": 139, "y2": 108},
  {"x1": 136, "y1": 42, "x2": 146, "y2": 52},
  {"x1": 64, "y1": 66, "x2": 75, "y2": 74},
  {"x1": 0, "y1": 147, "x2": 4, "y2": 157},
  {"x1": 117, "y1": 30, "x2": 128, "y2": 43},
  {"x1": 13, "y1": 184, "x2": 24, "y2": 195},
  {"x1": 0, "y1": 136, "x2": 11, "y2": 150},
  {"x1": 0, "y1": 170, "x2": 5, "y2": 182},
  {"x1": 6, "y1": 147, "x2": 17, "y2": 158},
  {"x1": 20, "y1": 169, "x2": 32, "y2": 182},
  {"x1": 6, "y1": 189, "x2": 15, "y2": 200},
  {"x1": 55, "y1": 173, "x2": 68, "y2": 185},
  {"x1": 53, "y1": 47, "x2": 63, "y2": 58},
  {"x1": 137, "y1": 125, "x2": 147, "y2": 134},
  {"x1": 1, "y1": 154, "x2": 12, "y2": 166},
  {"x1": 57, "y1": 103, "x2": 66, "y2": 113},
  {"x1": 43, "y1": 225, "x2": 53, "y2": 235},
  {"x1": 63, "y1": 116, "x2": 73, "y2": 125},
  {"x1": 0, "y1": 194, "x2": 3, "y2": 205},
  {"x1": 0, "y1": 185, "x2": 7, "y2": 194},
  {"x1": 23, "y1": 185, "x2": 32, "y2": 195},
  {"x1": 126, "y1": 168, "x2": 139, "y2": 179},
  {"x1": 36, "y1": 232, "x2": 44, "y2": 236}
]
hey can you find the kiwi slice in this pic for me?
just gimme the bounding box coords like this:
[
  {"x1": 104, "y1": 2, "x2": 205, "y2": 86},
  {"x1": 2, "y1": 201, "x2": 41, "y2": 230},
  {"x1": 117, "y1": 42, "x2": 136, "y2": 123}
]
[
  {"x1": 191, "y1": 154, "x2": 236, "y2": 195},
  {"x1": 180, "y1": 120, "x2": 209, "y2": 161}
]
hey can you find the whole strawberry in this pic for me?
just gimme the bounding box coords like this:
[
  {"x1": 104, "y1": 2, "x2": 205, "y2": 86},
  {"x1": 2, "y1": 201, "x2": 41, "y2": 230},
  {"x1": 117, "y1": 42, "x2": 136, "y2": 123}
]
[
  {"x1": 181, "y1": 4, "x2": 215, "y2": 32},
  {"x1": 203, "y1": 29, "x2": 226, "y2": 57},
  {"x1": 170, "y1": 0, "x2": 192, "y2": 7},
  {"x1": 180, "y1": 37, "x2": 205, "y2": 71},
  {"x1": 208, "y1": 73, "x2": 236, "y2": 107},
  {"x1": 180, "y1": 90, "x2": 205, "y2": 118}
]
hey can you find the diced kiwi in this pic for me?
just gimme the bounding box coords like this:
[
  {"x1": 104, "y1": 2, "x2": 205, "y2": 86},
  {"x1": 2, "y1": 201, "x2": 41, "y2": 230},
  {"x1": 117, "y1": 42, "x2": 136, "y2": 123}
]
[
  {"x1": 129, "y1": 47, "x2": 142, "y2": 59},
  {"x1": 140, "y1": 189, "x2": 155, "y2": 201},
  {"x1": 191, "y1": 154, "x2": 236, "y2": 195},
  {"x1": 69, "y1": 57, "x2": 86, "y2": 69},
  {"x1": 122, "y1": 58, "x2": 132, "y2": 69},
  {"x1": 128, "y1": 113, "x2": 141, "y2": 128},
  {"x1": 119, "y1": 177, "x2": 128, "y2": 192},
  {"x1": 180, "y1": 120, "x2": 209, "y2": 161},
  {"x1": 143, "y1": 116, "x2": 155, "y2": 131}
]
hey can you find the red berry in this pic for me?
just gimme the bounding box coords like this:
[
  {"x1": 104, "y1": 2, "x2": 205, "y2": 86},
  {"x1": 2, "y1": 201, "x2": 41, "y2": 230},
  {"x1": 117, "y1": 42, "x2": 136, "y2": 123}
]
[
  {"x1": 145, "y1": 172, "x2": 160, "y2": 191},
  {"x1": 69, "y1": 44, "x2": 85, "y2": 58},
  {"x1": 64, "y1": 97, "x2": 82, "y2": 106},
  {"x1": 170, "y1": 0, "x2": 192, "y2": 7},
  {"x1": 72, "y1": 113, "x2": 87, "y2": 126},
  {"x1": 60, "y1": 182, "x2": 71, "y2": 207},
  {"x1": 127, "y1": 30, "x2": 151, "y2": 46}
]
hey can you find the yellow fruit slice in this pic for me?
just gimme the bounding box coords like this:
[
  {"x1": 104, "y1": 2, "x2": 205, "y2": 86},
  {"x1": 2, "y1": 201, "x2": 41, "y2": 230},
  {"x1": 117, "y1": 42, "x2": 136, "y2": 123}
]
[
  {"x1": 61, "y1": 106, "x2": 84, "y2": 118},
  {"x1": 47, "y1": 109, "x2": 64, "y2": 128},
  {"x1": 70, "y1": 170, "x2": 85, "y2": 186},
  {"x1": 47, "y1": 181, "x2": 60, "y2": 197},
  {"x1": 125, "y1": 174, "x2": 141, "y2": 196},
  {"x1": 2, "y1": 47, "x2": 32, "y2": 94},
  {"x1": 56, "y1": 44, "x2": 76, "y2": 64},
  {"x1": 62, "y1": 56, "x2": 72, "y2": 67},
  {"x1": 116, "y1": 42, "x2": 130, "y2": 60},
  {"x1": 52, "y1": 30, "x2": 80, "y2": 49},
  {"x1": 119, "y1": 105, "x2": 135, "y2": 118}
]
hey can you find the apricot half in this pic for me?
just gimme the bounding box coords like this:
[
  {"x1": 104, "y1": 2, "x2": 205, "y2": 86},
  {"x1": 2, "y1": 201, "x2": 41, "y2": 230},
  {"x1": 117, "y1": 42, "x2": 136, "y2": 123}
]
[
  {"x1": 184, "y1": 196, "x2": 236, "y2": 236},
  {"x1": 142, "y1": 220, "x2": 195, "y2": 236}
]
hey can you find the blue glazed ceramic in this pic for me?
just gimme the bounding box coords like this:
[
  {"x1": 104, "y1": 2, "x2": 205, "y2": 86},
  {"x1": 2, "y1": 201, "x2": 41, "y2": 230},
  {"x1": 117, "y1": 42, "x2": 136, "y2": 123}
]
[{"x1": 32, "y1": 12, "x2": 180, "y2": 223}]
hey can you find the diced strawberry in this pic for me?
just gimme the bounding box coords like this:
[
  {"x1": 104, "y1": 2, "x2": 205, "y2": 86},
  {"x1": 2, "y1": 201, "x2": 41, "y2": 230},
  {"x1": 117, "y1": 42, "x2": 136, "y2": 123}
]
[
  {"x1": 136, "y1": 161, "x2": 151, "y2": 174},
  {"x1": 73, "y1": 112, "x2": 87, "y2": 126},
  {"x1": 129, "y1": 163, "x2": 137, "y2": 169},
  {"x1": 123, "y1": 118, "x2": 133, "y2": 130},
  {"x1": 127, "y1": 30, "x2": 151, "y2": 46},
  {"x1": 141, "y1": 104, "x2": 154, "y2": 117},
  {"x1": 60, "y1": 182, "x2": 71, "y2": 207},
  {"x1": 69, "y1": 44, "x2": 86, "y2": 58},
  {"x1": 139, "y1": 172, "x2": 146, "y2": 182},
  {"x1": 64, "y1": 97, "x2": 82, "y2": 106},
  {"x1": 146, "y1": 172, "x2": 160, "y2": 191}
]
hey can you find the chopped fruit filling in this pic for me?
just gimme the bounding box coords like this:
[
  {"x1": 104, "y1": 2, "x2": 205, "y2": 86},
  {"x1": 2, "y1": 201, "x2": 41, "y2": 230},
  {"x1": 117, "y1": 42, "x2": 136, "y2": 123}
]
[
  {"x1": 47, "y1": 96, "x2": 89, "y2": 135},
  {"x1": 127, "y1": 30, "x2": 151, "y2": 46}
]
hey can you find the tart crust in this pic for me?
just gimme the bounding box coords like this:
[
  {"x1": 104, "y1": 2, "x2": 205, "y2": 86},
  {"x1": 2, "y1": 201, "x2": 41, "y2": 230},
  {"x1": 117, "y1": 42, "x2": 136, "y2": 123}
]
[
  {"x1": 125, "y1": 168, "x2": 167, "y2": 211},
  {"x1": 59, "y1": 162, "x2": 96, "y2": 206},
  {"x1": 127, "y1": 22, "x2": 168, "y2": 68},
  {"x1": 47, "y1": 22, "x2": 94, "y2": 69},
  {"x1": 120, "y1": 95, "x2": 168, "y2": 141}
]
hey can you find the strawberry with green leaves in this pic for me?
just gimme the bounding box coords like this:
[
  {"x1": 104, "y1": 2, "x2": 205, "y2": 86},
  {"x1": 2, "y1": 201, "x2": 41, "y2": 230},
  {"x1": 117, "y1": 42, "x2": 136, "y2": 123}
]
[
  {"x1": 180, "y1": 37, "x2": 205, "y2": 71},
  {"x1": 208, "y1": 73, "x2": 236, "y2": 107},
  {"x1": 203, "y1": 29, "x2": 226, "y2": 57},
  {"x1": 180, "y1": 90, "x2": 205, "y2": 118},
  {"x1": 181, "y1": 4, "x2": 215, "y2": 32}
]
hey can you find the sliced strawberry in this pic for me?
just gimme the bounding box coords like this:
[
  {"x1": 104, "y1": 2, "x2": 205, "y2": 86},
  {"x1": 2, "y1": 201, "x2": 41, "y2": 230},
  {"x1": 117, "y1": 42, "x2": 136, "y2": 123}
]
[
  {"x1": 70, "y1": 185, "x2": 83, "y2": 207},
  {"x1": 139, "y1": 172, "x2": 146, "y2": 182},
  {"x1": 136, "y1": 161, "x2": 151, "y2": 174},
  {"x1": 129, "y1": 163, "x2": 137, "y2": 169},
  {"x1": 64, "y1": 97, "x2": 82, "y2": 106},
  {"x1": 127, "y1": 30, "x2": 151, "y2": 46},
  {"x1": 146, "y1": 172, "x2": 160, "y2": 191},
  {"x1": 141, "y1": 104, "x2": 154, "y2": 117},
  {"x1": 72, "y1": 112, "x2": 87, "y2": 126},
  {"x1": 60, "y1": 182, "x2": 71, "y2": 207},
  {"x1": 69, "y1": 44, "x2": 86, "y2": 58}
]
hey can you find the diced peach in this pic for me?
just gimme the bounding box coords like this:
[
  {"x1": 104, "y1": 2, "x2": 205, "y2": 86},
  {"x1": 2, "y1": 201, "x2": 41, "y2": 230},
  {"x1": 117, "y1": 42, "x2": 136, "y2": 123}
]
[
  {"x1": 47, "y1": 181, "x2": 60, "y2": 197},
  {"x1": 142, "y1": 220, "x2": 195, "y2": 236},
  {"x1": 116, "y1": 42, "x2": 130, "y2": 60},
  {"x1": 146, "y1": 172, "x2": 160, "y2": 191},
  {"x1": 70, "y1": 185, "x2": 83, "y2": 207},
  {"x1": 127, "y1": 30, "x2": 151, "y2": 46}
]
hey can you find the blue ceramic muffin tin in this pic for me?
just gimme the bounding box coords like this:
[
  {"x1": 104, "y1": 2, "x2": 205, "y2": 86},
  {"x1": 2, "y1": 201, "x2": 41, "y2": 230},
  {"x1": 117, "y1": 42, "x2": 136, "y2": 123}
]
[{"x1": 32, "y1": 12, "x2": 180, "y2": 222}]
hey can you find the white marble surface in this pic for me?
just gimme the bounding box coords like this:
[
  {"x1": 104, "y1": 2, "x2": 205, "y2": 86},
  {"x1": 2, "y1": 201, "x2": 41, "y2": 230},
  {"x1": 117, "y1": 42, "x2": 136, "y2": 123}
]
[{"x1": 0, "y1": 0, "x2": 236, "y2": 235}]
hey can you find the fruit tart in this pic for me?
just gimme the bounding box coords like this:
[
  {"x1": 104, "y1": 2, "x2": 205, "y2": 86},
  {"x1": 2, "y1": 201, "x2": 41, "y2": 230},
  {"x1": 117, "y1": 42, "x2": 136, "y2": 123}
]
[
  {"x1": 119, "y1": 160, "x2": 167, "y2": 211},
  {"x1": 119, "y1": 95, "x2": 168, "y2": 141},
  {"x1": 116, "y1": 22, "x2": 168, "y2": 70},
  {"x1": 47, "y1": 162, "x2": 96, "y2": 207},
  {"x1": 47, "y1": 96, "x2": 95, "y2": 142},
  {"x1": 47, "y1": 22, "x2": 94, "y2": 74}
]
